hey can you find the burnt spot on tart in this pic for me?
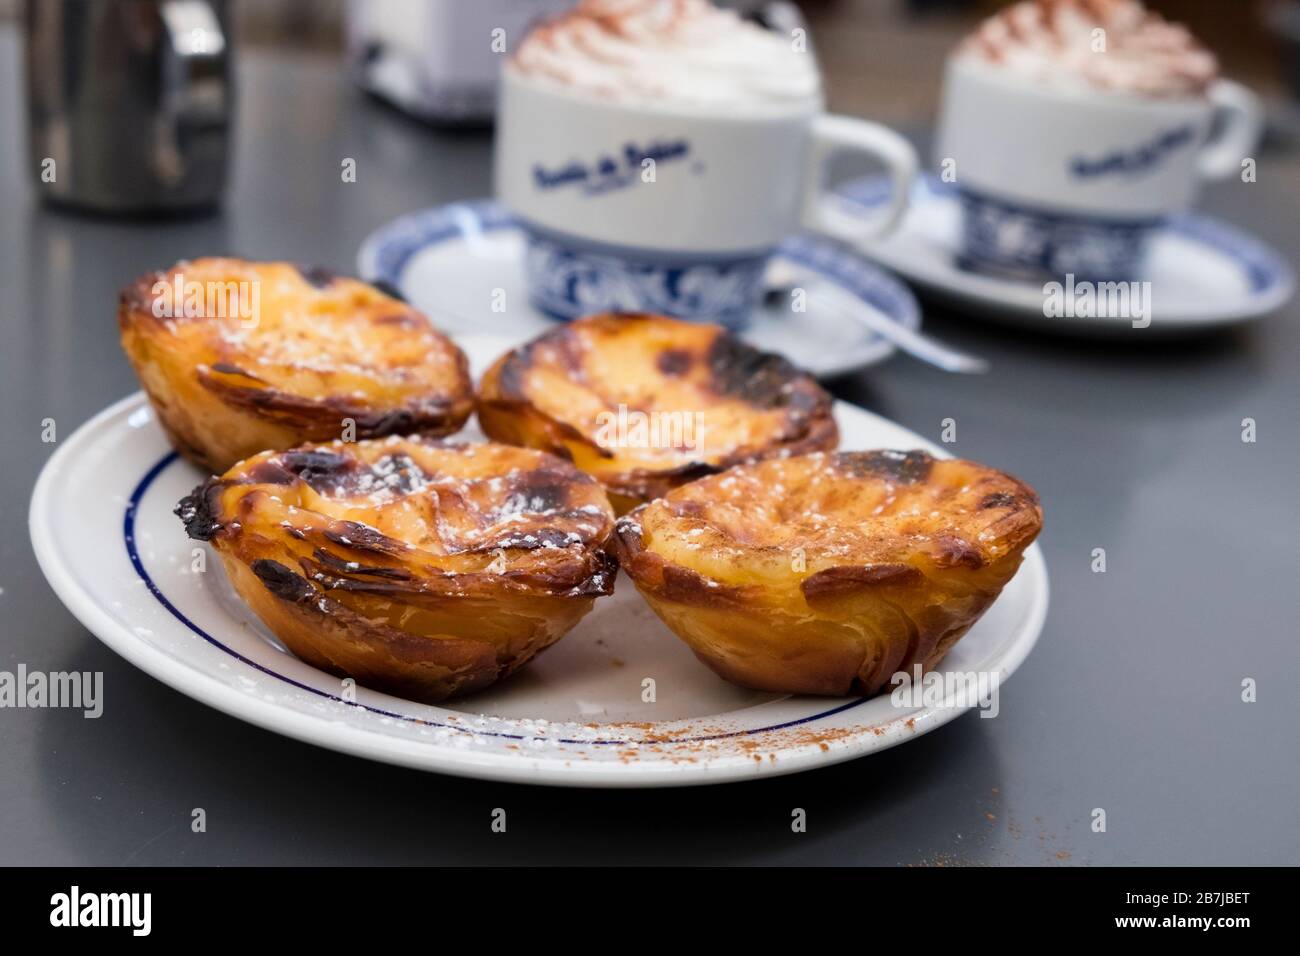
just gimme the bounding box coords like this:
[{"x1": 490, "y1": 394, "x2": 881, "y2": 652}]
[
  {"x1": 656, "y1": 348, "x2": 693, "y2": 377},
  {"x1": 501, "y1": 466, "x2": 577, "y2": 515},
  {"x1": 493, "y1": 347, "x2": 532, "y2": 400},
  {"x1": 834, "y1": 449, "x2": 934, "y2": 485},
  {"x1": 368, "y1": 278, "x2": 408, "y2": 303},
  {"x1": 321, "y1": 521, "x2": 408, "y2": 557},
  {"x1": 118, "y1": 273, "x2": 170, "y2": 320},
  {"x1": 175, "y1": 479, "x2": 224, "y2": 541},
  {"x1": 980, "y1": 491, "x2": 1018, "y2": 509},
  {"x1": 371, "y1": 311, "x2": 422, "y2": 328},
  {"x1": 492, "y1": 331, "x2": 590, "y2": 396},
  {"x1": 705, "y1": 334, "x2": 804, "y2": 409},
  {"x1": 799, "y1": 563, "x2": 926, "y2": 602},
  {"x1": 252, "y1": 558, "x2": 316, "y2": 602},
  {"x1": 209, "y1": 361, "x2": 262, "y2": 379},
  {"x1": 476, "y1": 312, "x2": 839, "y2": 509},
  {"x1": 295, "y1": 264, "x2": 338, "y2": 289},
  {"x1": 310, "y1": 547, "x2": 415, "y2": 580},
  {"x1": 279, "y1": 448, "x2": 353, "y2": 481},
  {"x1": 118, "y1": 258, "x2": 474, "y2": 473},
  {"x1": 930, "y1": 534, "x2": 987, "y2": 569}
]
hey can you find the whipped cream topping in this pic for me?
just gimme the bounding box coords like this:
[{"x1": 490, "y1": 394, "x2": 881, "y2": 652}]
[
  {"x1": 958, "y1": 0, "x2": 1218, "y2": 97},
  {"x1": 512, "y1": 0, "x2": 821, "y2": 111}
]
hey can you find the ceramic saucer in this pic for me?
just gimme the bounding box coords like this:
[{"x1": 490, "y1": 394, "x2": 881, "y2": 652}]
[
  {"x1": 357, "y1": 200, "x2": 922, "y2": 377},
  {"x1": 832, "y1": 174, "x2": 1294, "y2": 333}
]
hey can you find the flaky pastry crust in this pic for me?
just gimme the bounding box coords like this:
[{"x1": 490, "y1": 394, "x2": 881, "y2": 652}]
[
  {"x1": 120, "y1": 259, "x2": 473, "y2": 472},
  {"x1": 612, "y1": 449, "x2": 1042, "y2": 697},
  {"x1": 178, "y1": 436, "x2": 617, "y2": 702},
  {"x1": 476, "y1": 313, "x2": 838, "y2": 512}
]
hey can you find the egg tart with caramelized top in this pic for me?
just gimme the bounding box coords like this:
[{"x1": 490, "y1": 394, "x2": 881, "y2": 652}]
[
  {"x1": 476, "y1": 313, "x2": 838, "y2": 512},
  {"x1": 177, "y1": 436, "x2": 617, "y2": 703},
  {"x1": 612, "y1": 449, "x2": 1042, "y2": 697},
  {"x1": 120, "y1": 259, "x2": 473, "y2": 473}
]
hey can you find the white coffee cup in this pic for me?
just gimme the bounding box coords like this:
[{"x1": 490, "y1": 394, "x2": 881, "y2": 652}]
[
  {"x1": 936, "y1": 55, "x2": 1263, "y2": 280},
  {"x1": 495, "y1": 61, "x2": 917, "y2": 325}
]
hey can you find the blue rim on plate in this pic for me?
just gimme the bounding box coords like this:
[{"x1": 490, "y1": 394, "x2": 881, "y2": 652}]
[
  {"x1": 356, "y1": 199, "x2": 922, "y2": 377},
  {"x1": 836, "y1": 173, "x2": 1296, "y2": 311}
]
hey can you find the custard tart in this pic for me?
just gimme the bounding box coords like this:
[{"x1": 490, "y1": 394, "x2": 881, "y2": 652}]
[
  {"x1": 177, "y1": 436, "x2": 617, "y2": 702},
  {"x1": 476, "y1": 313, "x2": 838, "y2": 512},
  {"x1": 120, "y1": 259, "x2": 473, "y2": 473},
  {"x1": 612, "y1": 449, "x2": 1042, "y2": 697}
]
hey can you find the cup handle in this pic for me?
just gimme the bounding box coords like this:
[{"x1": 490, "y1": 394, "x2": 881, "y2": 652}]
[
  {"x1": 1198, "y1": 79, "x2": 1263, "y2": 181},
  {"x1": 801, "y1": 114, "x2": 918, "y2": 243}
]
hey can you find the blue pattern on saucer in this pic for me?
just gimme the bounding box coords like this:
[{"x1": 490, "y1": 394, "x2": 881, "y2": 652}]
[
  {"x1": 522, "y1": 229, "x2": 767, "y2": 327},
  {"x1": 359, "y1": 198, "x2": 922, "y2": 336},
  {"x1": 956, "y1": 188, "x2": 1160, "y2": 282},
  {"x1": 837, "y1": 173, "x2": 1294, "y2": 296}
]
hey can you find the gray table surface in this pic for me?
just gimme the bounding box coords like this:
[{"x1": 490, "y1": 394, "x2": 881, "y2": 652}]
[{"x1": 1, "y1": 32, "x2": 1297, "y2": 866}]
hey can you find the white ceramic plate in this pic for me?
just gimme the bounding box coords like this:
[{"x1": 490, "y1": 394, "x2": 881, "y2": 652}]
[
  {"x1": 356, "y1": 199, "x2": 922, "y2": 378},
  {"x1": 29, "y1": 337, "x2": 1047, "y2": 787},
  {"x1": 833, "y1": 174, "x2": 1295, "y2": 333}
]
